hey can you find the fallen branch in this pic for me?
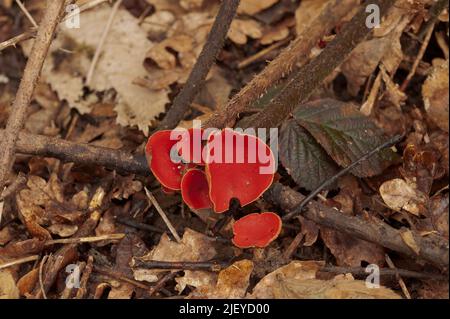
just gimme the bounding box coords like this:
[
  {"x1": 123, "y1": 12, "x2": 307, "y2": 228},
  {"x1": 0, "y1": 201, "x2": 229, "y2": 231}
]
[
  {"x1": 4, "y1": 130, "x2": 148, "y2": 176},
  {"x1": 132, "y1": 259, "x2": 229, "y2": 272},
  {"x1": 204, "y1": 0, "x2": 359, "y2": 129},
  {"x1": 264, "y1": 183, "x2": 449, "y2": 269},
  {"x1": 0, "y1": 0, "x2": 69, "y2": 190},
  {"x1": 157, "y1": 0, "x2": 240, "y2": 130}
]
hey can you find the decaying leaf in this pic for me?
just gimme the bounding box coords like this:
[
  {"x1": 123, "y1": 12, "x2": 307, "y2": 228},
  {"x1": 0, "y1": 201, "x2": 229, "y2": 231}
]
[
  {"x1": 422, "y1": 60, "x2": 449, "y2": 132},
  {"x1": 294, "y1": 0, "x2": 329, "y2": 36},
  {"x1": 133, "y1": 228, "x2": 216, "y2": 282},
  {"x1": 399, "y1": 228, "x2": 421, "y2": 255},
  {"x1": 293, "y1": 99, "x2": 398, "y2": 177},
  {"x1": 280, "y1": 119, "x2": 339, "y2": 191},
  {"x1": 228, "y1": 19, "x2": 263, "y2": 45},
  {"x1": 190, "y1": 260, "x2": 254, "y2": 298},
  {"x1": 320, "y1": 227, "x2": 385, "y2": 267},
  {"x1": 379, "y1": 178, "x2": 428, "y2": 216}
]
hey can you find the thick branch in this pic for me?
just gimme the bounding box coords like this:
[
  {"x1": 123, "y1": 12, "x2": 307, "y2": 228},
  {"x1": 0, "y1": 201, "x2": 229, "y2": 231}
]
[
  {"x1": 204, "y1": 0, "x2": 359, "y2": 129},
  {"x1": 0, "y1": 0, "x2": 69, "y2": 189},
  {"x1": 157, "y1": 0, "x2": 240, "y2": 130},
  {"x1": 265, "y1": 183, "x2": 449, "y2": 269},
  {"x1": 4, "y1": 130, "x2": 149, "y2": 176}
]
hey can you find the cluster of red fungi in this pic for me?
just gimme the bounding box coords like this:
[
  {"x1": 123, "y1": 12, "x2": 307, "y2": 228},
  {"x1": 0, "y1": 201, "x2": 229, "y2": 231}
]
[{"x1": 145, "y1": 128, "x2": 282, "y2": 248}]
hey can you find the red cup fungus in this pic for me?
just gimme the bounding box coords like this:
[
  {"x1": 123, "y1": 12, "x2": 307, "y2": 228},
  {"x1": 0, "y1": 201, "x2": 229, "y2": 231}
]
[
  {"x1": 181, "y1": 169, "x2": 212, "y2": 210},
  {"x1": 232, "y1": 212, "x2": 282, "y2": 248}
]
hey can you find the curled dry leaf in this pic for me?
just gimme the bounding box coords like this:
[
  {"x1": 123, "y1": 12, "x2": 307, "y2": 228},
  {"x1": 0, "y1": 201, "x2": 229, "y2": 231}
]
[
  {"x1": 379, "y1": 178, "x2": 428, "y2": 216},
  {"x1": 190, "y1": 260, "x2": 254, "y2": 299},
  {"x1": 238, "y1": 0, "x2": 278, "y2": 15},
  {"x1": 422, "y1": 60, "x2": 449, "y2": 132},
  {"x1": 133, "y1": 228, "x2": 216, "y2": 282},
  {"x1": 399, "y1": 228, "x2": 421, "y2": 255}
]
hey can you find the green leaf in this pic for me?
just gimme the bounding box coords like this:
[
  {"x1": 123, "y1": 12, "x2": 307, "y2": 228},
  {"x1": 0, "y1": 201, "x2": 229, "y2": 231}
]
[
  {"x1": 280, "y1": 119, "x2": 339, "y2": 191},
  {"x1": 293, "y1": 99, "x2": 398, "y2": 177}
]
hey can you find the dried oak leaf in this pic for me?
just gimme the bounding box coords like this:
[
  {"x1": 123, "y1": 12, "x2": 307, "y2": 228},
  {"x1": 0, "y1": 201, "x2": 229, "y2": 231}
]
[
  {"x1": 251, "y1": 263, "x2": 400, "y2": 299},
  {"x1": 379, "y1": 178, "x2": 428, "y2": 216},
  {"x1": 320, "y1": 226, "x2": 385, "y2": 267},
  {"x1": 0, "y1": 269, "x2": 19, "y2": 299},
  {"x1": 280, "y1": 119, "x2": 339, "y2": 191},
  {"x1": 293, "y1": 99, "x2": 398, "y2": 177},
  {"x1": 250, "y1": 261, "x2": 323, "y2": 298},
  {"x1": 190, "y1": 260, "x2": 254, "y2": 299},
  {"x1": 133, "y1": 228, "x2": 216, "y2": 282},
  {"x1": 23, "y1": 4, "x2": 168, "y2": 135},
  {"x1": 294, "y1": 0, "x2": 329, "y2": 36},
  {"x1": 422, "y1": 60, "x2": 449, "y2": 132}
]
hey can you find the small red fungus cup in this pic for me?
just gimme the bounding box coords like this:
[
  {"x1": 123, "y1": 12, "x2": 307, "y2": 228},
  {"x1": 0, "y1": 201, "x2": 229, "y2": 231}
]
[
  {"x1": 232, "y1": 212, "x2": 282, "y2": 248},
  {"x1": 181, "y1": 169, "x2": 213, "y2": 210}
]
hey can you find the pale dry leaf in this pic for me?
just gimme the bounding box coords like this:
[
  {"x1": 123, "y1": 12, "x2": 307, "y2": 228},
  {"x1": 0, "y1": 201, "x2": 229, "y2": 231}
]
[
  {"x1": 260, "y1": 26, "x2": 289, "y2": 45},
  {"x1": 191, "y1": 260, "x2": 254, "y2": 299},
  {"x1": 23, "y1": 5, "x2": 169, "y2": 135},
  {"x1": 238, "y1": 0, "x2": 278, "y2": 15},
  {"x1": 0, "y1": 269, "x2": 19, "y2": 299},
  {"x1": 175, "y1": 270, "x2": 217, "y2": 293},
  {"x1": 47, "y1": 224, "x2": 78, "y2": 237},
  {"x1": 180, "y1": 0, "x2": 205, "y2": 10},
  {"x1": 0, "y1": 226, "x2": 14, "y2": 246},
  {"x1": 228, "y1": 19, "x2": 263, "y2": 45},
  {"x1": 399, "y1": 229, "x2": 421, "y2": 255},
  {"x1": 250, "y1": 261, "x2": 323, "y2": 298},
  {"x1": 295, "y1": 0, "x2": 330, "y2": 36},
  {"x1": 379, "y1": 178, "x2": 428, "y2": 216},
  {"x1": 133, "y1": 228, "x2": 217, "y2": 282},
  {"x1": 422, "y1": 60, "x2": 449, "y2": 132}
]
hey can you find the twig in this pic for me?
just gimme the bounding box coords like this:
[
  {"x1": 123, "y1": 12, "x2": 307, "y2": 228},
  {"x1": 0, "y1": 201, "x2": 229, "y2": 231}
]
[
  {"x1": 0, "y1": 172, "x2": 27, "y2": 201},
  {"x1": 0, "y1": 254, "x2": 39, "y2": 270},
  {"x1": 132, "y1": 259, "x2": 229, "y2": 272},
  {"x1": 39, "y1": 254, "x2": 49, "y2": 300},
  {"x1": 148, "y1": 271, "x2": 179, "y2": 297},
  {"x1": 2, "y1": 130, "x2": 149, "y2": 176},
  {"x1": 144, "y1": 187, "x2": 181, "y2": 243},
  {"x1": 237, "y1": 37, "x2": 291, "y2": 69},
  {"x1": 385, "y1": 254, "x2": 411, "y2": 299},
  {"x1": 282, "y1": 134, "x2": 403, "y2": 221},
  {"x1": 400, "y1": 22, "x2": 435, "y2": 91},
  {"x1": 0, "y1": 0, "x2": 68, "y2": 191},
  {"x1": 320, "y1": 266, "x2": 448, "y2": 280},
  {"x1": 264, "y1": 183, "x2": 449, "y2": 269},
  {"x1": 157, "y1": 0, "x2": 240, "y2": 130},
  {"x1": 116, "y1": 217, "x2": 165, "y2": 234},
  {"x1": 417, "y1": 0, "x2": 449, "y2": 40},
  {"x1": 240, "y1": 0, "x2": 397, "y2": 130},
  {"x1": 94, "y1": 265, "x2": 158, "y2": 291},
  {"x1": 44, "y1": 233, "x2": 125, "y2": 246},
  {"x1": 85, "y1": 0, "x2": 123, "y2": 86},
  {"x1": 15, "y1": 0, "x2": 38, "y2": 28},
  {"x1": 203, "y1": 0, "x2": 360, "y2": 129}
]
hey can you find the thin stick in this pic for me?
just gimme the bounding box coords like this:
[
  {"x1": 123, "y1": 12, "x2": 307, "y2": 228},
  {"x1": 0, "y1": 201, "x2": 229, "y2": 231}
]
[
  {"x1": 400, "y1": 22, "x2": 435, "y2": 91},
  {"x1": 0, "y1": 254, "x2": 39, "y2": 270},
  {"x1": 320, "y1": 266, "x2": 448, "y2": 280},
  {"x1": 204, "y1": 0, "x2": 359, "y2": 129},
  {"x1": 15, "y1": 0, "x2": 38, "y2": 28},
  {"x1": 94, "y1": 265, "x2": 156, "y2": 291},
  {"x1": 132, "y1": 259, "x2": 229, "y2": 272},
  {"x1": 148, "y1": 271, "x2": 178, "y2": 296},
  {"x1": 157, "y1": 0, "x2": 240, "y2": 130},
  {"x1": 265, "y1": 183, "x2": 449, "y2": 269},
  {"x1": 237, "y1": 37, "x2": 291, "y2": 69},
  {"x1": 144, "y1": 187, "x2": 181, "y2": 243},
  {"x1": 85, "y1": 0, "x2": 123, "y2": 86},
  {"x1": 0, "y1": 0, "x2": 68, "y2": 191},
  {"x1": 282, "y1": 134, "x2": 403, "y2": 221},
  {"x1": 385, "y1": 254, "x2": 412, "y2": 299},
  {"x1": 44, "y1": 233, "x2": 125, "y2": 246},
  {"x1": 39, "y1": 255, "x2": 49, "y2": 300}
]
